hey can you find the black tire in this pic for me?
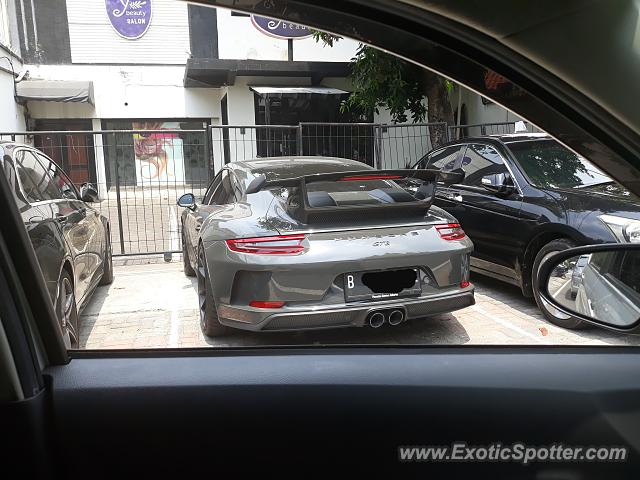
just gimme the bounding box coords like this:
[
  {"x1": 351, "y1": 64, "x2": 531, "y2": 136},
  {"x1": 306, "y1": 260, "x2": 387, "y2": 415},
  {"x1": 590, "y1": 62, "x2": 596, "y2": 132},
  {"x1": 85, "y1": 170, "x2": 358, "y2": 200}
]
[
  {"x1": 182, "y1": 232, "x2": 196, "y2": 277},
  {"x1": 99, "y1": 234, "x2": 114, "y2": 285},
  {"x1": 197, "y1": 244, "x2": 231, "y2": 337},
  {"x1": 532, "y1": 238, "x2": 587, "y2": 330},
  {"x1": 56, "y1": 270, "x2": 79, "y2": 348}
]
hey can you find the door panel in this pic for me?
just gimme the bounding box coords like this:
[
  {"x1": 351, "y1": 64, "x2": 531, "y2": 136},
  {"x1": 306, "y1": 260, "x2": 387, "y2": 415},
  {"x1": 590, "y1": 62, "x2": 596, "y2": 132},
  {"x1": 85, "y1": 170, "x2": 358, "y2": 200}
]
[
  {"x1": 32, "y1": 151, "x2": 101, "y2": 304},
  {"x1": 184, "y1": 173, "x2": 220, "y2": 260},
  {"x1": 44, "y1": 351, "x2": 640, "y2": 478},
  {"x1": 11, "y1": 151, "x2": 67, "y2": 301},
  {"x1": 440, "y1": 144, "x2": 524, "y2": 273}
]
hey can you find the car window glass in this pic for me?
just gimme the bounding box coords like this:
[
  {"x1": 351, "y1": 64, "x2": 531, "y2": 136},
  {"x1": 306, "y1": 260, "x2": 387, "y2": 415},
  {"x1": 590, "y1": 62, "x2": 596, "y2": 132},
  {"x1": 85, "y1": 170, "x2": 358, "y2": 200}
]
[
  {"x1": 210, "y1": 170, "x2": 234, "y2": 205},
  {"x1": 230, "y1": 172, "x2": 243, "y2": 201},
  {"x1": 426, "y1": 145, "x2": 462, "y2": 171},
  {"x1": 203, "y1": 173, "x2": 222, "y2": 204},
  {"x1": 219, "y1": 170, "x2": 236, "y2": 204},
  {"x1": 508, "y1": 140, "x2": 614, "y2": 190},
  {"x1": 617, "y1": 252, "x2": 640, "y2": 296},
  {"x1": 36, "y1": 153, "x2": 77, "y2": 200},
  {"x1": 461, "y1": 144, "x2": 508, "y2": 187},
  {"x1": 3, "y1": 157, "x2": 29, "y2": 209},
  {"x1": 14, "y1": 150, "x2": 61, "y2": 202},
  {"x1": 591, "y1": 251, "x2": 640, "y2": 299}
]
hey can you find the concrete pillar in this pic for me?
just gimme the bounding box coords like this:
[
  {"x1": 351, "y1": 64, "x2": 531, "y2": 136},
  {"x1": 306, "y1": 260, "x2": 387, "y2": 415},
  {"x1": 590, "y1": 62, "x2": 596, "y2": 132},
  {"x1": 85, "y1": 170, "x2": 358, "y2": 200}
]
[{"x1": 91, "y1": 118, "x2": 108, "y2": 200}]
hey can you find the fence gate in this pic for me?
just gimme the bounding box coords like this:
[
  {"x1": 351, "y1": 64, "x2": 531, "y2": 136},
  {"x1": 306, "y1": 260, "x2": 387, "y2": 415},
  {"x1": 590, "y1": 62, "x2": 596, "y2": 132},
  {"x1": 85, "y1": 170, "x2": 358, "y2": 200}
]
[{"x1": 1, "y1": 120, "x2": 530, "y2": 258}]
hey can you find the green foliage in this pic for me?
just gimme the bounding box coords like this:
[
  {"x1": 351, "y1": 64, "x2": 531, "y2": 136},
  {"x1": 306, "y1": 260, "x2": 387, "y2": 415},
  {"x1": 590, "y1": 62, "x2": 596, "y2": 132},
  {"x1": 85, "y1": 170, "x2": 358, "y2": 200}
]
[
  {"x1": 310, "y1": 32, "x2": 453, "y2": 124},
  {"x1": 343, "y1": 45, "x2": 428, "y2": 123},
  {"x1": 311, "y1": 30, "x2": 342, "y2": 47}
]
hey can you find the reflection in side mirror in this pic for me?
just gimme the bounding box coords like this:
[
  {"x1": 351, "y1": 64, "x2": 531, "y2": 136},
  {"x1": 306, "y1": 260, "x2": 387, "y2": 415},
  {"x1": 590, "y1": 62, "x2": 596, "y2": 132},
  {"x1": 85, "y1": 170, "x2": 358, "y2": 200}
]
[
  {"x1": 177, "y1": 193, "x2": 196, "y2": 209},
  {"x1": 537, "y1": 244, "x2": 640, "y2": 331},
  {"x1": 481, "y1": 173, "x2": 514, "y2": 195},
  {"x1": 80, "y1": 183, "x2": 99, "y2": 203}
]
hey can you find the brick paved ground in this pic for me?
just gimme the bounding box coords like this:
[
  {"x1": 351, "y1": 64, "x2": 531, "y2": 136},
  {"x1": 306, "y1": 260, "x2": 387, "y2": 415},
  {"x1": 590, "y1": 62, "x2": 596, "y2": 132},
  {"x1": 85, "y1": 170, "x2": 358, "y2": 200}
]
[{"x1": 77, "y1": 257, "x2": 640, "y2": 349}]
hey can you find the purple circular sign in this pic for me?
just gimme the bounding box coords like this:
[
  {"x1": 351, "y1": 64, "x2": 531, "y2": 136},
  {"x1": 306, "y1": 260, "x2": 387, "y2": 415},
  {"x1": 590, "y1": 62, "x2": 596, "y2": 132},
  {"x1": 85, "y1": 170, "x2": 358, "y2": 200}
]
[
  {"x1": 251, "y1": 15, "x2": 312, "y2": 40},
  {"x1": 105, "y1": 0, "x2": 152, "y2": 39}
]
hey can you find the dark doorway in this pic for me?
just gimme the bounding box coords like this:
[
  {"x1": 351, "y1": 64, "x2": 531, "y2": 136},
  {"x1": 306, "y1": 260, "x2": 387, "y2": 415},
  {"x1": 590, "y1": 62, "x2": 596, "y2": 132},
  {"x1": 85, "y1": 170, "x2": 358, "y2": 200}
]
[
  {"x1": 253, "y1": 91, "x2": 374, "y2": 164},
  {"x1": 33, "y1": 120, "x2": 97, "y2": 186}
]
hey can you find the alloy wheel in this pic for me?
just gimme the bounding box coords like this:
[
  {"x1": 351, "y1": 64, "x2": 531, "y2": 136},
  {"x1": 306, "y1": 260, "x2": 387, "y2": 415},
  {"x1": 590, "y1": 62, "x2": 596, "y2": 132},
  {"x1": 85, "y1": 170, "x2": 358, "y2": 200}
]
[
  {"x1": 197, "y1": 247, "x2": 208, "y2": 330},
  {"x1": 537, "y1": 251, "x2": 572, "y2": 321},
  {"x1": 59, "y1": 276, "x2": 78, "y2": 348}
]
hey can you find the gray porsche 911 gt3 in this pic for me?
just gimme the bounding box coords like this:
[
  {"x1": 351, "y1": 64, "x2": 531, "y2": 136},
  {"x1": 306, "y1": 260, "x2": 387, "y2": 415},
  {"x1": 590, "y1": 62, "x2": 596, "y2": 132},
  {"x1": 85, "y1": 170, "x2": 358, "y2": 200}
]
[{"x1": 177, "y1": 157, "x2": 474, "y2": 337}]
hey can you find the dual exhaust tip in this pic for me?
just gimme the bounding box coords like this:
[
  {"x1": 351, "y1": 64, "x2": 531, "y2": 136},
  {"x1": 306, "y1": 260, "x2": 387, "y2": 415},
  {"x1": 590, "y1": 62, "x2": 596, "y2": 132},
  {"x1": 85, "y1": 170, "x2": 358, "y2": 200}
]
[{"x1": 368, "y1": 309, "x2": 405, "y2": 328}]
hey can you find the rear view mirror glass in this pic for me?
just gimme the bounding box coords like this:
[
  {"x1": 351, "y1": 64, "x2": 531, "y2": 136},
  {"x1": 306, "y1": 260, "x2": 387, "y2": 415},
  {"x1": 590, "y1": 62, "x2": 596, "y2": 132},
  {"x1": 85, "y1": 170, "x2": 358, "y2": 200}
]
[{"x1": 537, "y1": 245, "x2": 640, "y2": 330}]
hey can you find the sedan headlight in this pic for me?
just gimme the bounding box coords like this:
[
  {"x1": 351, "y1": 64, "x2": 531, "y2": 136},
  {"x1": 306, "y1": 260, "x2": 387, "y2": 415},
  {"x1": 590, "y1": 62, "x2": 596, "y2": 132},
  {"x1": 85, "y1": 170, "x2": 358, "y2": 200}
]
[{"x1": 598, "y1": 214, "x2": 640, "y2": 243}]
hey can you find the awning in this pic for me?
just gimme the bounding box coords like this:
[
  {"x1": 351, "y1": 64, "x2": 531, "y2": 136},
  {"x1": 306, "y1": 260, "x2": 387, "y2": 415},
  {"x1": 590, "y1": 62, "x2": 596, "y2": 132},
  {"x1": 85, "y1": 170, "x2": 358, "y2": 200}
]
[
  {"x1": 184, "y1": 58, "x2": 350, "y2": 87},
  {"x1": 16, "y1": 80, "x2": 94, "y2": 105},
  {"x1": 250, "y1": 86, "x2": 349, "y2": 95}
]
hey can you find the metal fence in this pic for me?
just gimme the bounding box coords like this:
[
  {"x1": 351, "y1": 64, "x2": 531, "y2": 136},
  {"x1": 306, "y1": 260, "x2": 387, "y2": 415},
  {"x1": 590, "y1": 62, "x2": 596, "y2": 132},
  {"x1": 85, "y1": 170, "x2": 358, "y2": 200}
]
[
  {"x1": 210, "y1": 122, "x2": 449, "y2": 169},
  {"x1": 1, "y1": 120, "x2": 531, "y2": 257},
  {"x1": 1, "y1": 129, "x2": 211, "y2": 257}
]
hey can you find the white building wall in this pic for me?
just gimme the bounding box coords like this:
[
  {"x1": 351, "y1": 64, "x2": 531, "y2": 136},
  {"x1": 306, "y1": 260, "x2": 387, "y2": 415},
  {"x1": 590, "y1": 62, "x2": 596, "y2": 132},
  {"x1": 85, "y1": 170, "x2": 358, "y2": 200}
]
[
  {"x1": 458, "y1": 86, "x2": 526, "y2": 128},
  {"x1": 0, "y1": 67, "x2": 25, "y2": 131},
  {"x1": 1, "y1": 0, "x2": 24, "y2": 132},
  {"x1": 25, "y1": 65, "x2": 221, "y2": 120},
  {"x1": 66, "y1": 0, "x2": 190, "y2": 64}
]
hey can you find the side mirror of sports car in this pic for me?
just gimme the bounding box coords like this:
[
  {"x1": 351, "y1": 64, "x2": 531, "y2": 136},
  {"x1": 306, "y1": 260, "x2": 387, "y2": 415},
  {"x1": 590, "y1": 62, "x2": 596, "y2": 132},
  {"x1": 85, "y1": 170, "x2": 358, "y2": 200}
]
[
  {"x1": 245, "y1": 175, "x2": 267, "y2": 195},
  {"x1": 177, "y1": 193, "x2": 196, "y2": 209},
  {"x1": 80, "y1": 183, "x2": 99, "y2": 203},
  {"x1": 535, "y1": 243, "x2": 640, "y2": 332}
]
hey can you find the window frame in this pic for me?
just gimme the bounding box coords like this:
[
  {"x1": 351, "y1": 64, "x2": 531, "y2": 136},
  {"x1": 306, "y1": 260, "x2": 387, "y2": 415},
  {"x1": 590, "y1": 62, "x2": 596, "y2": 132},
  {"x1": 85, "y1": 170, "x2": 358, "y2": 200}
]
[
  {"x1": 206, "y1": 168, "x2": 238, "y2": 206},
  {"x1": 459, "y1": 143, "x2": 510, "y2": 189},
  {"x1": 203, "y1": 171, "x2": 223, "y2": 205},
  {"x1": 12, "y1": 148, "x2": 63, "y2": 205},
  {"x1": 412, "y1": 144, "x2": 465, "y2": 170},
  {"x1": 33, "y1": 151, "x2": 79, "y2": 201},
  {"x1": 215, "y1": 169, "x2": 236, "y2": 205},
  {"x1": 456, "y1": 142, "x2": 523, "y2": 194}
]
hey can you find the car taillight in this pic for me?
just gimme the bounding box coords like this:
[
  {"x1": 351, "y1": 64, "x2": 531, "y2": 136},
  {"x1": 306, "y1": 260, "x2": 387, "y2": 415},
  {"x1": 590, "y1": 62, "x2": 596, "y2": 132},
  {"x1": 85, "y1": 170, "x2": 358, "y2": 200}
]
[
  {"x1": 436, "y1": 223, "x2": 466, "y2": 241},
  {"x1": 226, "y1": 234, "x2": 305, "y2": 255},
  {"x1": 249, "y1": 301, "x2": 285, "y2": 309},
  {"x1": 460, "y1": 280, "x2": 471, "y2": 288}
]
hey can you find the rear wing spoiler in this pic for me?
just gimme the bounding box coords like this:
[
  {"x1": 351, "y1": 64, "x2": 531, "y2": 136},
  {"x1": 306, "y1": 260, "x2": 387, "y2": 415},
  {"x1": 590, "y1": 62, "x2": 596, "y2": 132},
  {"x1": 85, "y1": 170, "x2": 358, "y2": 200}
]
[{"x1": 246, "y1": 168, "x2": 465, "y2": 224}]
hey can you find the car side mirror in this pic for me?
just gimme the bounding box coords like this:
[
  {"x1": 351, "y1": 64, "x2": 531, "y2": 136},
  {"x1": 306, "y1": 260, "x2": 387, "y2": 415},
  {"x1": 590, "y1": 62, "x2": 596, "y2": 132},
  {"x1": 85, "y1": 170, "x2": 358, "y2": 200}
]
[
  {"x1": 481, "y1": 173, "x2": 514, "y2": 195},
  {"x1": 535, "y1": 244, "x2": 640, "y2": 332},
  {"x1": 177, "y1": 193, "x2": 196, "y2": 209},
  {"x1": 79, "y1": 183, "x2": 99, "y2": 203}
]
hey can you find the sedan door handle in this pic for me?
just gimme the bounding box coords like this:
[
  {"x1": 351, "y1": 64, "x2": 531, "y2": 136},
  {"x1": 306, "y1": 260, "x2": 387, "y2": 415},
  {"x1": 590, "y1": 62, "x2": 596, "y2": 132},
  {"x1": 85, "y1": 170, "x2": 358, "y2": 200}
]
[{"x1": 28, "y1": 215, "x2": 45, "y2": 224}]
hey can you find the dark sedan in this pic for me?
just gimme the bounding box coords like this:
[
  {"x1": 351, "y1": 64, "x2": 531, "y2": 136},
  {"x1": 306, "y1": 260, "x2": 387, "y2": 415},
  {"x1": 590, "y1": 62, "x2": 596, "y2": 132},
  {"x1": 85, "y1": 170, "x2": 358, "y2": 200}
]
[
  {"x1": 412, "y1": 133, "x2": 640, "y2": 329},
  {"x1": 0, "y1": 141, "x2": 113, "y2": 347}
]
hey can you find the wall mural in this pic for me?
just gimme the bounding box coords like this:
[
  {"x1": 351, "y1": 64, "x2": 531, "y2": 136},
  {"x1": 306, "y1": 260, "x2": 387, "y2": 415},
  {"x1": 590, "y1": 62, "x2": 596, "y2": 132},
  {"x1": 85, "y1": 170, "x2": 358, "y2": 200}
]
[{"x1": 132, "y1": 122, "x2": 185, "y2": 186}]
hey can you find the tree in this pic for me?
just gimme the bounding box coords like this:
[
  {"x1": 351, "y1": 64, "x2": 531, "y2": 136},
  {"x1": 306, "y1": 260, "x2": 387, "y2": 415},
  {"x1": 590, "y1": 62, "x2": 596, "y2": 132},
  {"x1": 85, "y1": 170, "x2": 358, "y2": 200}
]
[{"x1": 312, "y1": 31, "x2": 454, "y2": 146}]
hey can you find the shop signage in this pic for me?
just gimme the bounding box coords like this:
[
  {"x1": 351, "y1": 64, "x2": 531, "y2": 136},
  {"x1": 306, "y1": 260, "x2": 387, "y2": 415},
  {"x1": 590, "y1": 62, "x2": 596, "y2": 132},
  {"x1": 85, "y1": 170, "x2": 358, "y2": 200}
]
[
  {"x1": 105, "y1": 0, "x2": 152, "y2": 39},
  {"x1": 251, "y1": 15, "x2": 312, "y2": 39}
]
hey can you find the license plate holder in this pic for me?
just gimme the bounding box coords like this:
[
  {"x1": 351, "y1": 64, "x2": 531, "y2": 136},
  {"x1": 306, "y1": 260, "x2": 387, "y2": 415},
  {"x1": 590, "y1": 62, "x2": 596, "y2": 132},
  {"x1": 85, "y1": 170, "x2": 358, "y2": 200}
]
[{"x1": 344, "y1": 268, "x2": 421, "y2": 302}]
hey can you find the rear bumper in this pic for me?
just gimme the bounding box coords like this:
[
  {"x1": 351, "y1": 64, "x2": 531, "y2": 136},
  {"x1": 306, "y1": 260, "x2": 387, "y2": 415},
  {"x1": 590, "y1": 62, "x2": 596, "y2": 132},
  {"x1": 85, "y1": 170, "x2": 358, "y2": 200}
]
[{"x1": 216, "y1": 289, "x2": 474, "y2": 332}]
